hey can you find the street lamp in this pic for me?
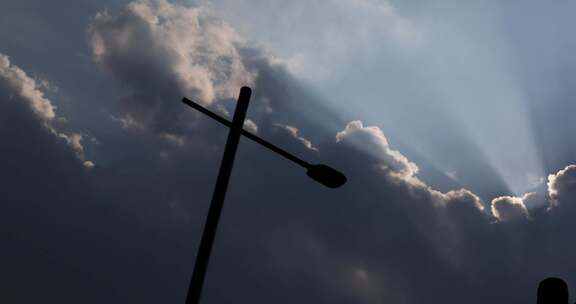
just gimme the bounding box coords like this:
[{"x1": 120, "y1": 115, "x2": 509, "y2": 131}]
[{"x1": 182, "y1": 86, "x2": 346, "y2": 304}]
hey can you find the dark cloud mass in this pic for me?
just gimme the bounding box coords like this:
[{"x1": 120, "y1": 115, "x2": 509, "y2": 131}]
[{"x1": 3, "y1": 1, "x2": 576, "y2": 304}]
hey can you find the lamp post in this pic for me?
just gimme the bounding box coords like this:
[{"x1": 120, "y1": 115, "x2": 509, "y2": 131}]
[{"x1": 182, "y1": 86, "x2": 346, "y2": 304}]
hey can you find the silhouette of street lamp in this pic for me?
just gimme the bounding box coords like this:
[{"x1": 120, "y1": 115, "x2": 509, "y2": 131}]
[{"x1": 182, "y1": 86, "x2": 346, "y2": 304}]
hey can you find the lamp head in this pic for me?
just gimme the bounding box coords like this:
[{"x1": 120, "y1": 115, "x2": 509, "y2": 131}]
[{"x1": 306, "y1": 164, "x2": 347, "y2": 188}]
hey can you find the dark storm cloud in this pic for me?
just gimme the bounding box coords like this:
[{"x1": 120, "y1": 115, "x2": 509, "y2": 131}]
[
  {"x1": 0, "y1": 52, "x2": 97, "y2": 302},
  {"x1": 0, "y1": 50, "x2": 215, "y2": 303},
  {"x1": 51, "y1": 1, "x2": 570, "y2": 303},
  {"x1": 75, "y1": 1, "x2": 576, "y2": 303},
  {"x1": 82, "y1": 2, "x2": 504, "y2": 303},
  {"x1": 5, "y1": 1, "x2": 576, "y2": 304}
]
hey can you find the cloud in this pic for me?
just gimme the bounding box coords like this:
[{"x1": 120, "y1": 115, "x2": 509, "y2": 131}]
[
  {"x1": 82, "y1": 2, "x2": 576, "y2": 303},
  {"x1": 4, "y1": 0, "x2": 576, "y2": 303},
  {"x1": 0, "y1": 53, "x2": 91, "y2": 165},
  {"x1": 491, "y1": 196, "x2": 529, "y2": 221},
  {"x1": 548, "y1": 164, "x2": 576, "y2": 206},
  {"x1": 88, "y1": 0, "x2": 344, "y2": 149},
  {"x1": 275, "y1": 124, "x2": 317, "y2": 151},
  {"x1": 520, "y1": 191, "x2": 549, "y2": 213},
  {"x1": 487, "y1": 165, "x2": 576, "y2": 221},
  {"x1": 85, "y1": 3, "x2": 498, "y2": 301},
  {"x1": 89, "y1": 0, "x2": 254, "y2": 135},
  {"x1": 336, "y1": 120, "x2": 418, "y2": 176},
  {"x1": 0, "y1": 53, "x2": 56, "y2": 121},
  {"x1": 0, "y1": 52, "x2": 102, "y2": 302}
]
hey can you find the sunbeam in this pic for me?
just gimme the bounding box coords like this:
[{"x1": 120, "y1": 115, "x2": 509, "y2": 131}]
[{"x1": 411, "y1": 8, "x2": 545, "y2": 195}]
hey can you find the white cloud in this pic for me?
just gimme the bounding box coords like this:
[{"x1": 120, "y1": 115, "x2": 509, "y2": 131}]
[
  {"x1": 333, "y1": 120, "x2": 486, "y2": 221},
  {"x1": 479, "y1": 165, "x2": 576, "y2": 221},
  {"x1": 0, "y1": 53, "x2": 92, "y2": 165},
  {"x1": 521, "y1": 191, "x2": 549, "y2": 212},
  {"x1": 548, "y1": 164, "x2": 576, "y2": 205},
  {"x1": 485, "y1": 165, "x2": 576, "y2": 221},
  {"x1": 490, "y1": 195, "x2": 529, "y2": 221},
  {"x1": 0, "y1": 53, "x2": 56, "y2": 122},
  {"x1": 336, "y1": 120, "x2": 418, "y2": 176},
  {"x1": 276, "y1": 124, "x2": 316, "y2": 151},
  {"x1": 59, "y1": 132, "x2": 90, "y2": 160},
  {"x1": 159, "y1": 132, "x2": 186, "y2": 146},
  {"x1": 243, "y1": 119, "x2": 258, "y2": 133},
  {"x1": 89, "y1": 0, "x2": 255, "y2": 133},
  {"x1": 83, "y1": 160, "x2": 95, "y2": 169}
]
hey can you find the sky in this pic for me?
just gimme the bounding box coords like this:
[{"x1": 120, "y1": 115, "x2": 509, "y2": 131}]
[{"x1": 1, "y1": 0, "x2": 576, "y2": 303}]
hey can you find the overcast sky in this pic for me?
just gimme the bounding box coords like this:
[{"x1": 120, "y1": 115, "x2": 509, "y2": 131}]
[{"x1": 2, "y1": 1, "x2": 576, "y2": 303}]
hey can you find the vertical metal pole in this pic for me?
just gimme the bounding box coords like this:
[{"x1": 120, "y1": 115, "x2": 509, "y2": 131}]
[{"x1": 185, "y1": 87, "x2": 252, "y2": 304}]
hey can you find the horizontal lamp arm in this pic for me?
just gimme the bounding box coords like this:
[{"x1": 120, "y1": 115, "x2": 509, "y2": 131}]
[{"x1": 182, "y1": 97, "x2": 311, "y2": 169}]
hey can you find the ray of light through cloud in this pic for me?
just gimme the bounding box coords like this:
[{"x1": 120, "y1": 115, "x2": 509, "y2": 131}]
[
  {"x1": 410, "y1": 3, "x2": 545, "y2": 195},
  {"x1": 188, "y1": 0, "x2": 545, "y2": 196}
]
